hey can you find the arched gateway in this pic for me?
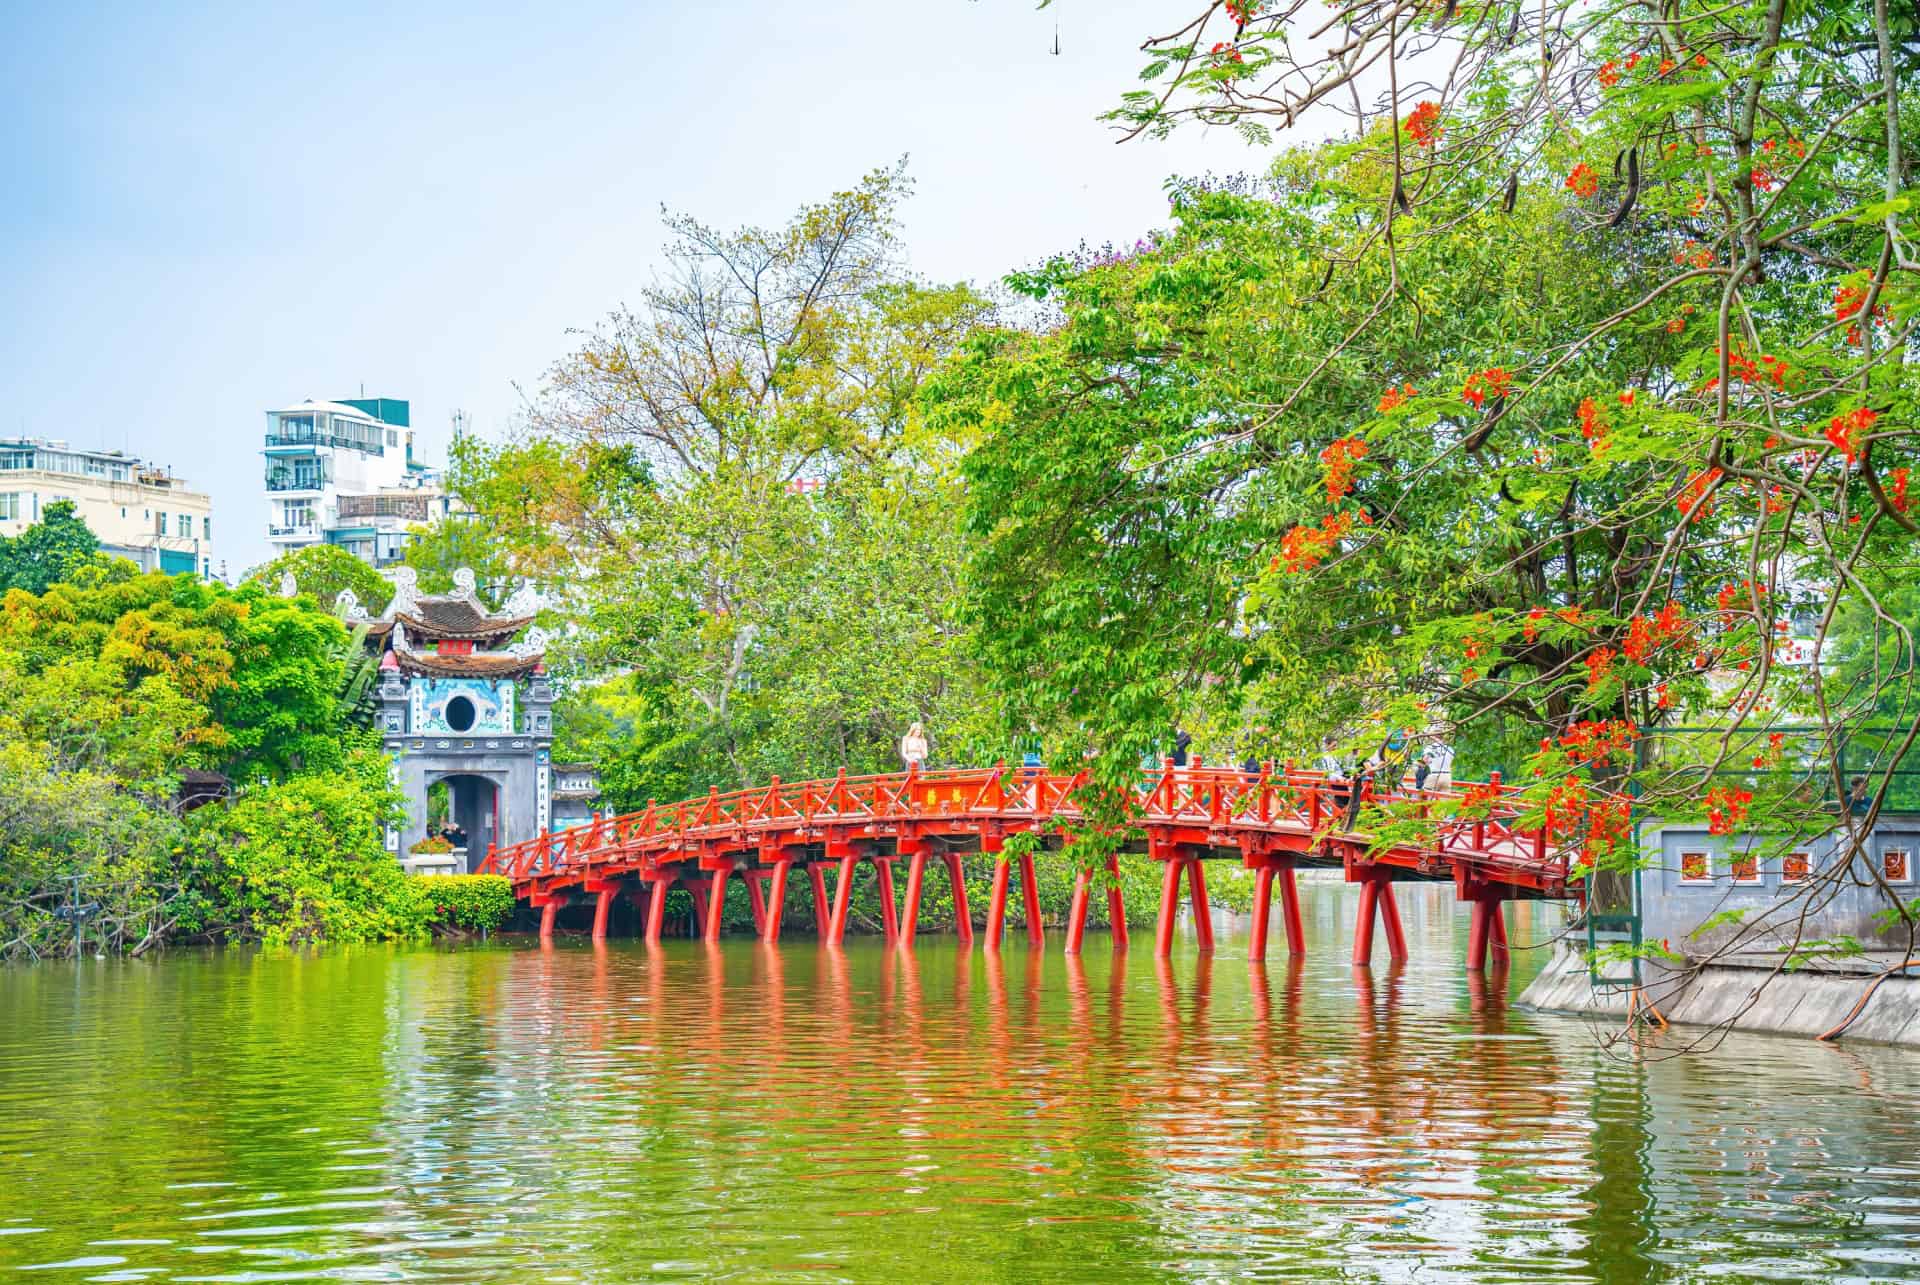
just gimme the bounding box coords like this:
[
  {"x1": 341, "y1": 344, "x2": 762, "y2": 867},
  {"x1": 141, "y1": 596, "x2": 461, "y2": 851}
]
[{"x1": 338, "y1": 568, "x2": 566, "y2": 872}]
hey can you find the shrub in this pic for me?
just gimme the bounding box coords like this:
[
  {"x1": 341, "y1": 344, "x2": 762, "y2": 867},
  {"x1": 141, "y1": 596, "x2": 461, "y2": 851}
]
[
  {"x1": 193, "y1": 750, "x2": 428, "y2": 946},
  {"x1": 421, "y1": 874, "x2": 515, "y2": 932},
  {"x1": 409, "y1": 834, "x2": 453, "y2": 854}
]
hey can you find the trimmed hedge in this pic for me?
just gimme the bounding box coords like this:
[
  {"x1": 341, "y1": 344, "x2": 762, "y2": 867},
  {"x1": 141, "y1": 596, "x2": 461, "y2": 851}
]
[{"x1": 422, "y1": 873, "x2": 515, "y2": 932}]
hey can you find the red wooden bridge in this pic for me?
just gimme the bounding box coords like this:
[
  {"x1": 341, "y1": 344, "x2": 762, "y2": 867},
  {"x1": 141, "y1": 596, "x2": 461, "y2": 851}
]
[{"x1": 479, "y1": 762, "x2": 1591, "y2": 970}]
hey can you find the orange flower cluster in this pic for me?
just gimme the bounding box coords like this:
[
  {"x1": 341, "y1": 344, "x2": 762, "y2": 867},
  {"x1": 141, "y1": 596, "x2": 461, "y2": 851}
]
[
  {"x1": 1705, "y1": 785, "x2": 1753, "y2": 836},
  {"x1": 1596, "y1": 60, "x2": 1621, "y2": 88},
  {"x1": 1751, "y1": 167, "x2": 1777, "y2": 193},
  {"x1": 1585, "y1": 646, "x2": 1617, "y2": 690},
  {"x1": 1320, "y1": 436, "x2": 1369, "y2": 502},
  {"x1": 1546, "y1": 776, "x2": 1633, "y2": 864},
  {"x1": 1461, "y1": 367, "x2": 1511, "y2": 409},
  {"x1": 1522, "y1": 605, "x2": 1547, "y2": 643},
  {"x1": 1457, "y1": 781, "x2": 1503, "y2": 814},
  {"x1": 1825, "y1": 407, "x2": 1876, "y2": 463},
  {"x1": 1624, "y1": 601, "x2": 1689, "y2": 662},
  {"x1": 1377, "y1": 383, "x2": 1418, "y2": 412},
  {"x1": 1577, "y1": 396, "x2": 1611, "y2": 452},
  {"x1": 1835, "y1": 284, "x2": 1890, "y2": 346},
  {"x1": 1405, "y1": 101, "x2": 1442, "y2": 146},
  {"x1": 1677, "y1": 467, "x2": 1722, "y2": 520},
  {"x1": 1891, "y1": 467, "x2": 1911, "y2": 514},
  {"x1": 1565, "y1": 163, "x2": 1599, "y2": 199},
  {"x1": 1224, "y1": 0, "x2": 1262, "y2": 21},
  {"x1": 1706, "y1": 344, "x2": 1791, "y2": 391},
  {"x1": 1279, "y1": 511, "x2": 1354, "y2": 572},
  {"x1": 1557, "y1": 719, "x2": 1639, "y2": 766},
  {"x1": 1672, "y1": 240, "x2": 1715, "y2": 269},
  {"x1": 1716, "y1": 579, "x2": 1767, "y2": 622},
  {"x1": 1209, "y1": 41, "x2": 1245, "y2": 62}
]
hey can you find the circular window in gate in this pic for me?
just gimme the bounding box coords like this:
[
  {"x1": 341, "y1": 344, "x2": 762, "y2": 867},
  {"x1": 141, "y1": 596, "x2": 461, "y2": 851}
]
[{"x1": 445, "y1": 695, "x2": 477, "y2": 732}]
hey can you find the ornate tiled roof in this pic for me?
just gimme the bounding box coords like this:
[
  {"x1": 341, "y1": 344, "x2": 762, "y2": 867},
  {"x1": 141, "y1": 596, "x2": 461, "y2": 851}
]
[
  {"x1": 393, "y1": 649, "x2": 543, "y2": 679},
  {"x1": 394, "y1": 599, "x2": 534, "y2": 645},
  {"x1": 337, "y1": 566, "x2": 550, "y2": 671}
]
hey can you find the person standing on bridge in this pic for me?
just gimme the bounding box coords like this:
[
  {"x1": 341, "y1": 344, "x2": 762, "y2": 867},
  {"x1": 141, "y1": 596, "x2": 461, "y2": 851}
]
[
  {"x1": 1171, "y1": 728, "x2": 1192, "y2": 768},
  {"x1": 901, "y1": 722, "x2": 930, "y2": 771}
]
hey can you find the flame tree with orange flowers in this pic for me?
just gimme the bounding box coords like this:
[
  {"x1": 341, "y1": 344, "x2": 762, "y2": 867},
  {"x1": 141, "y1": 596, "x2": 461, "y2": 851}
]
[{"x1": 931, "y1": 0, "x2": 1917, "y2": 1005}]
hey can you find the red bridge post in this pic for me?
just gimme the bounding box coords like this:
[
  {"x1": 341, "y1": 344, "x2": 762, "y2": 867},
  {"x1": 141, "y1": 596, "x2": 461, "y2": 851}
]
[
  {"x1": 807, "y1": 864, "x2": 830, "y2": 937},
  {"x1": 1019, "y1": 850, "x2": 1043, "y2": 947},
  {"x1": 1105, "y1": 852, "x2": 1128, "y2": 951},
  {"x1": 642, "y1": 872, "x2": 674, "y2": 945},
  {"x1": 946, "y1": 853, "x2": 975, "y2": 944},
  {"x1": 538, "y1": 892, "x2": 567, "y2": 942},
  {"x1": 984, "y1": 853, "x2": 1010, "y2": 948},
  {"x1": 1466, "y1": 893, "x2": 1510, "y2": 971},
  {"x1": 762, "y1": 857, "x2": 792, "y2": 945},
  {"x1": 589, "y1": 883, "x2": 619, "y2": 943},
  {"x1": 1352, "y1": 868, "x2": 1408, "y2": 966}
]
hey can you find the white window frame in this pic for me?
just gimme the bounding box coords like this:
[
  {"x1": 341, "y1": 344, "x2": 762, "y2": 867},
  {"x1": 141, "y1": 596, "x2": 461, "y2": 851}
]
[
  {"x1": 1679, "y1": 850, "x2": 1712, "y2": 886},
  {"x1": 1728, "y1": 849, "x2": 1764, "y2": 886},
  {"x1": 1883, "y1": 847, "x2": 1913, "y2": 885},
  {"x1": 1780, "y1": 851, "x2": 1812, "y2": 885}
]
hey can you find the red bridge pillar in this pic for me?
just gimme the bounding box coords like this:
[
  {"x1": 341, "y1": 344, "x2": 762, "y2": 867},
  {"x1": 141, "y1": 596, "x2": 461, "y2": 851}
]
[
  {"x1": 538, "y1": 893, "x2": 568, "y2": 942},
  {"x1": 1153, "y1": 848, "x2": 1214, "y2": 957},
  {"x1": 1351, "y1": 867, "x2": 1408, "y2": 966},
  {"x1": 588, "y1": 882, "x2": 620, "y2": 943},
  {"x1": 762, "y1": 858, "x2": 793, "y2": 945},
  {"x1": 1245, "y1": 856, "x2": 1306, "y2": 962},
  {"x1": 642, "y1": 872, "x2": 675, "y2": 946},
  {"x1": 1466, "y1": 893, "x2": 1511, "y2": 971}
]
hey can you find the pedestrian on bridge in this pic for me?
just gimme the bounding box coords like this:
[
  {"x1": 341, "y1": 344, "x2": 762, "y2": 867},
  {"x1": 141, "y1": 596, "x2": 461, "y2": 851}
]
[
  {"x1": 901, "y1": 723, "x2": 930, "y2": 770},
  {"x1": 1171, "y1": 728, "x2": 1192, "y2": 768}
]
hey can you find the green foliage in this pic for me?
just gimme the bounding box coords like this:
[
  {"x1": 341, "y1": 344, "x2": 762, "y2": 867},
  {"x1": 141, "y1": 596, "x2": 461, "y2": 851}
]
[
  {"x1": 0, "y1": 499, "x2": 101, "y2": 594},
  {"x1": 0, "y1": 739, "x2": 190, "y2": 961},
  {"x1": 419, "y1": 874, "x2": 515, "y2": 932},
  {"x1": 191, "y1": 752, "x2": 425, "y2": 947},
  {"x1": 399, "y1": 513, "x2": 509, "y2": 600},
  {"x1": 245, "y1": 545, "x2": 393, "y2": 616}
]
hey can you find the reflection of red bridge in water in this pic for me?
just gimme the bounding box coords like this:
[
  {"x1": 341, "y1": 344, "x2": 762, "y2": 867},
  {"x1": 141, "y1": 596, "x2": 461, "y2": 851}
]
[{"x1": 480, "y1": 763, "x2": 1593, "y2": 970}]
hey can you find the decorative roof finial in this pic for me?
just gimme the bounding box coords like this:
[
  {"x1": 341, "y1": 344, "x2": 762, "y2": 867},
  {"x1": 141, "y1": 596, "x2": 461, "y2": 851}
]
[{"x1": 386, "y1": 566, "x2": 420, "y2": 618}]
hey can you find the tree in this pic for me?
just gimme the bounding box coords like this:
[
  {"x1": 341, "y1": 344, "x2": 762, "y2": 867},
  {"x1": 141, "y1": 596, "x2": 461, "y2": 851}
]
[
  {"x1": 0, "y1": 499, "x2": 100, "y2": 594},
  {"x1": 455, "y1": 167, "x2": 996, "y2": 799},
  {"x1": 244, "y1": 544, "x2": 393, "y2": 616},
  {"x1": 942, "y1": 0, "x2": 1919, "y2": 975}
]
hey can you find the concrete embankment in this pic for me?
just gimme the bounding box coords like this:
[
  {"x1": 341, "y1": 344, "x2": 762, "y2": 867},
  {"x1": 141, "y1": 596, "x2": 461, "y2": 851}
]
[{"x1": 1520, "y1": 948, "x2": 1920, "y2": 1048}]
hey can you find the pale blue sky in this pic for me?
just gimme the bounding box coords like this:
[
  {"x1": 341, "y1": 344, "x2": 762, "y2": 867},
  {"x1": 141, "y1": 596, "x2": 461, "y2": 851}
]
[{"x1": 0, "y1": 1, "x2": 1256, "y2": 571}]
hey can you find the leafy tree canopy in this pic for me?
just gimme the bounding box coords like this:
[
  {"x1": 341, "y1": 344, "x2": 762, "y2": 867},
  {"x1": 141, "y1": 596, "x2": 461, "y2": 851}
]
[{"x1": 0, "y1": 499, "x2": 101, "y2": 594}]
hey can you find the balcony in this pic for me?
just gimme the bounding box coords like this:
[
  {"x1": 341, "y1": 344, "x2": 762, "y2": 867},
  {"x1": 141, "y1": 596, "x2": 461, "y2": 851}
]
[
  {"x1": 266, "y1": 524, "x2": 320, "y2": 541},
  {"x1": 337, "y1": 494, "x2": 432, "y2": 522},
  {"x1": 264, "y1": 431, "x2": 380, "y2": 455},
  {"x1": 266, "y1": 469, "x2": 329, "y2": 493}
]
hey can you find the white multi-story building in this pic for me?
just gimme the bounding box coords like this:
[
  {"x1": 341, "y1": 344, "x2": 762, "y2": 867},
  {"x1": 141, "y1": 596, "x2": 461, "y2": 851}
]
[
  {"x1": 0, "y1": 438, "x2": 216, "y2": 577},
  {"x1": 263, "y1": 397, "x2": 461, "y2": 567}
]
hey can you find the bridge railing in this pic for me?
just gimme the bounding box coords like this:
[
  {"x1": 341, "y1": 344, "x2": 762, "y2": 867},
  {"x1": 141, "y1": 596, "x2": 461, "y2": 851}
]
[{"x1": 479, "y1": 760, "x2": 1570, "y2": 885}]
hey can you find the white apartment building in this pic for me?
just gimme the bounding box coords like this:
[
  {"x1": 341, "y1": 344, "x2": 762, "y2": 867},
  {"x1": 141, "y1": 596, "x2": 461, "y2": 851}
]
[
  {"x1": 0, "y1": 438, "x2": 215, "y2": 577},
  {"x1": 264, "y1": 397, "x2": 459, "y2": 567}
]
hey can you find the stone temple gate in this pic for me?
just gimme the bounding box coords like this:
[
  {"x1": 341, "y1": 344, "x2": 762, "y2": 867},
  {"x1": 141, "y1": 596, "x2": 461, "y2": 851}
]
[{"x1": 336, "y1": 568, "x2": 558, "y2": 872}]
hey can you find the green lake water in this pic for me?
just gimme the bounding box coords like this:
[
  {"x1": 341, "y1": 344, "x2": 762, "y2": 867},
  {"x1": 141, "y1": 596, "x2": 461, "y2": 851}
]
[{"x1": 2, "y1": 880, "x2": 1919, "y2": 1281}]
